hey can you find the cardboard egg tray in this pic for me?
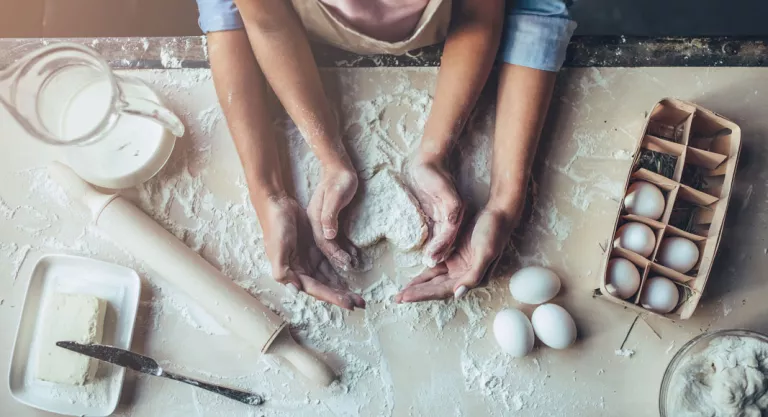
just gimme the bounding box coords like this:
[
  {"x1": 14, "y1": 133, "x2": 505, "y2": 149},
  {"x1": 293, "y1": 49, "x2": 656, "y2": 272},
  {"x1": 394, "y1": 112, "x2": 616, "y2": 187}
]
[{"x1": 597, "y1": 98, "x2": 741, "y2": 320}]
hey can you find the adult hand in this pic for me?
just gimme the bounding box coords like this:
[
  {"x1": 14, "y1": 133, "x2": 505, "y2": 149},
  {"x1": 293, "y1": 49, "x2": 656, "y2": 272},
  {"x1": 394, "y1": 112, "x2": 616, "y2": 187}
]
[
  {"x1": 408, "y1": 155, "x2": 465, "y2": 267},
  {"x1": 262, "y1": 196, "x2": 365, "y2": 310},
  {"x1": 307, "y1": 163, "x2": 360, "y2": 271},
  {"x1": 395, "y1": 208, "x2": 515, "y2": 303}
]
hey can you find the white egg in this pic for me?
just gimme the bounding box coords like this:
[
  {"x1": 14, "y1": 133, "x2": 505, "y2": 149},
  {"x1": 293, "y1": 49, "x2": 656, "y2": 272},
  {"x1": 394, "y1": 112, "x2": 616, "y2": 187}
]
[
  {"x1": 614, "y1": 222, "x2": 656, "y2": 257},
  {"x1": 508, "y1": 266, "x2": 561, "y2": 305},
  {"x1": 657, "y1": 237, "x2": 700, "y2": 273},
  {"x1": 493, "y1": 308, "x2": 535, "y2": 357},
  {"x1": 605, "y1": 258, "x2": 641, "y2": 299},
  {"x1": 640, "y1": 276, "x2": 680, "y2": 314},
  {"x1": 531, "y1": 304, "x2": 577, "y2": 349},
  {"x1": 624, "y1": 181, "x2": 665, "y2": 220}
]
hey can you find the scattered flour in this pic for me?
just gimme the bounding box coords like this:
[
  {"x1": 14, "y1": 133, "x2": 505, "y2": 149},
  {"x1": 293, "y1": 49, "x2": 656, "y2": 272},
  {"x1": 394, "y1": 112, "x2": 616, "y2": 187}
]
[
  {"x1": 0, "y1": 68, "x2": 615, "y2": 416},
  {"x1": 666, "y1": 341, "x2": 677, "y2": 355},
  {"x1": 196, "y1": 104, "x2": 223, "y2": 137},
  {"x1": 48, "y1": 380, "x2": 110, "y2": 408},
  {"x1": 160, "y1": 46, "x2": 183, "y2": 69},
  {"x1": 346, "y1": 169, "x2": 427, "y2": 251},
  {"x1": 0, "y1": 242, "x2": 32, "y2": 284},
  {"x1": 722, "y1": 302, "x2": 733, "y2": 317},
  {"x1": 614, "y1": 349, "x2": 635, "y2": 358}
]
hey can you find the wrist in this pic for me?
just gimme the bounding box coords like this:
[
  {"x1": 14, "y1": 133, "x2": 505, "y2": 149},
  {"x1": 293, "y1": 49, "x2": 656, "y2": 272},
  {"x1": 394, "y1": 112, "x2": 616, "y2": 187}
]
[
  {"x1": 249, "y1": 180, "x2": 288, "y2": 213},
  {"x1": 416, "y1": 135, "x2": 454, "y2": 163},
  {"x1": 314, "y1": 141, "x2": 355, "y2": 171},
  {"x1": 486, "y1": 186, "x2": 526, "y2": 228},
  {"x1": 320, "y1": 155, "x2": 355, "y2": 175}
]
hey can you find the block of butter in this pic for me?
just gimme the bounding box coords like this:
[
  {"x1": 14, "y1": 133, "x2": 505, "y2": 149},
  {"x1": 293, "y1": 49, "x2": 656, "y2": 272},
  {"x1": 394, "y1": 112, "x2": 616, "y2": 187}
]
[{"x1": 35, "y1": 293, "x2": 107, "y2": 385}]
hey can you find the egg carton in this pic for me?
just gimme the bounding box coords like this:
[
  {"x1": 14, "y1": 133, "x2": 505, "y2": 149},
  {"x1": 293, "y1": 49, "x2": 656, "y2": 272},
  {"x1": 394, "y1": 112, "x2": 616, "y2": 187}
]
[{"x1": 596, "y1": 98, "x2": 742, "y2": 320}]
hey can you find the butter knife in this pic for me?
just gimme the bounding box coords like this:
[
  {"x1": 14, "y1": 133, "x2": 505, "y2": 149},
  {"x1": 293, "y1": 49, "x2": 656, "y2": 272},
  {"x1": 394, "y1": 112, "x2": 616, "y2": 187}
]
[{"x1": 56, "y1": 341, "x2": 264, "y2": 406}]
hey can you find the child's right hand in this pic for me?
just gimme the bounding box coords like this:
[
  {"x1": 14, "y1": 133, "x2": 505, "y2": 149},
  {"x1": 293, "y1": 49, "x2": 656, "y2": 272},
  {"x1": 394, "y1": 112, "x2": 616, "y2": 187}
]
[
  {"x1": 307, "y1": 162, "x2": 360, "y2": 271},
  {"x1": 408, "y1": 154, "x2": 465, "y2": 267}
]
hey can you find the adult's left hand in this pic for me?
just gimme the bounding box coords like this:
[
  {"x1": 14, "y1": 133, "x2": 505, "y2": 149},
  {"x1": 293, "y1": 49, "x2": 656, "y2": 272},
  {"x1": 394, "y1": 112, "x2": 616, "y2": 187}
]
[{"x1": 395, "y1": 208, "x2": 516, "y2": 302}]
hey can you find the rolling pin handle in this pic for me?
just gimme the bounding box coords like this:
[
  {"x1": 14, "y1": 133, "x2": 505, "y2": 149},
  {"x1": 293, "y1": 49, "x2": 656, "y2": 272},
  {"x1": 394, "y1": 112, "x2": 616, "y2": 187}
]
[{"x1": 266, "y1": 326, "x2": 336, "y2": 387}]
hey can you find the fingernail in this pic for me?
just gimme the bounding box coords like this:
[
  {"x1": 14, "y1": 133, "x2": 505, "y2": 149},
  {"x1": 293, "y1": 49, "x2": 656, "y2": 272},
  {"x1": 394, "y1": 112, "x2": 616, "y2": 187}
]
[
  {"x1": 323, "y1": 228, "x2": 337, "y2": 239},
  {"x1": 454, "y1": 285, "x2": 468, "y2": 299},
  {"x1": 286, "y1": 283, "x2": 299, "y2": 296}
]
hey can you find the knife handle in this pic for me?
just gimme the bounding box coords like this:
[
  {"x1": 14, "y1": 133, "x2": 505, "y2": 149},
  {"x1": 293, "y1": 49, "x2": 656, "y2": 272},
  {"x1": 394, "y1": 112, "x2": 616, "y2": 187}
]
[{"x1": 162, "y1": 371, "x2": 264, "y2": 406}]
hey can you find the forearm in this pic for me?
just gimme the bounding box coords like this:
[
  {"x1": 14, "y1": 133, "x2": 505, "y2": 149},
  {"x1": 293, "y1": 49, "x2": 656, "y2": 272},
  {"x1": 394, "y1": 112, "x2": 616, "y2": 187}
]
[
  {"x1": 487, "y1": 64, "x2": 557, "y2": 223},
  {"x1": 233, "y1": 0, "x2": 350, "y2": 169},
  {"x1": 207, "y1": 30, "x2": 285, "y2": 216},
  {"x1": 418, "y1": 0, "x2": 504, "y2": 162}
]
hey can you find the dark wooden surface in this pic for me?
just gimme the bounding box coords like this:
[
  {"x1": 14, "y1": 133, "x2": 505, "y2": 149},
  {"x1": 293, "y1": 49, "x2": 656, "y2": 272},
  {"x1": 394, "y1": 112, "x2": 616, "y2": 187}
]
[{"x1": 2, "y1": 36, "x2": 768, "y2": 69}]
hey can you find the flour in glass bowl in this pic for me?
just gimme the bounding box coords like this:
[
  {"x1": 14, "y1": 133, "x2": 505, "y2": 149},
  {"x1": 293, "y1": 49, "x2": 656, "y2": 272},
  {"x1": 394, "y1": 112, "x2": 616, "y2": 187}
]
[{"x1": 667, "y1": 335, "x2": 768, "y2": 417}]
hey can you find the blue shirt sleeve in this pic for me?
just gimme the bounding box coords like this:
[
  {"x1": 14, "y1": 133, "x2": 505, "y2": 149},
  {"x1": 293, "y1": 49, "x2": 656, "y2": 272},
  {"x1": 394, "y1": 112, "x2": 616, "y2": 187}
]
[
  {"x1": 196, "y1": 0, "x2": 244, "y2": 33},
  {"x1": 499, "y1": 0, "x2": 578, "y2": 72}
]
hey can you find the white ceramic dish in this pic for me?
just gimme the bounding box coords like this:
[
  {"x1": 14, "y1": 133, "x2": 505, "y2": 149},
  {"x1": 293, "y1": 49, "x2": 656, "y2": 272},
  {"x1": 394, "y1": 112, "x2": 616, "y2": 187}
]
[{"x1": 8, "y1": 254, "x2": 141, "y2": 416}]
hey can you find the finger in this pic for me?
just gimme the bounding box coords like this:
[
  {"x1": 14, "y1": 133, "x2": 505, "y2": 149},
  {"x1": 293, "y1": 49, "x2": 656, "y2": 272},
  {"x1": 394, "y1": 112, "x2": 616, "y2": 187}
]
[
  {"x1": 424, "y1": 199, "x2": 464, "y2": 265},
  {"x1": 320, "y1": 179, "x2": 356, "y2": 240},
  {"x1": 316, "y1": 236, "x2": 353, "y2": 270},
  {"x1": 402, "y1": 264, "x2": 449, "y2": 290},
  {"x1": 298, "y1": 273, "x2": 364, "y2": 310},
  {"x1": 396, "y1": 275, "x2": 454, "y2": 303},
  {"x1": 308, "y1": 201, "x2": 353, "y2": 270},
  {"x1": 272, "y1": 265, "x2": 303, "y2": 294},
  {"x1": 424, "y1": 219, "x2": 461, "y2": 266},
  {"x1": 341, "y1": 241, "x2": 361, "y2": 270},
  {"x1": 454, "y1": 254, "x2": 501, "y2": 298},
  {"x1": 316, "y1": 261, "x2": 366, "y2": 309}
]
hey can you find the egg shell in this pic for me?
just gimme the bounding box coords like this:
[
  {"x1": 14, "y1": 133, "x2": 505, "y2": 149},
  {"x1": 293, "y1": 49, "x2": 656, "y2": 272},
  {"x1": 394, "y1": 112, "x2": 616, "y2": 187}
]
[
  {"x1": 614, "y1": 222, "x2": 656, "y2": 257},
  {"x1": 605, "y1": 258, "x2": 641, "y2": 299},
  {"x1": 531, "y1": 304, "x2": 577, "y2": 350},
  {"x1": 508, "y1": 266, "x2": 561, "y2": 305},
  {"x1": 639, "y1": 276, "x2": 680, "y2": 314},
  {"x1": 493, "y1": 308, "x2": 535, "y2": 357},
  {"x1": 657, "y1": 237, "x2": 700, "y2": 273},
  {"x1": 624, "y1": 181, "x2": 665, "y2": 220}
]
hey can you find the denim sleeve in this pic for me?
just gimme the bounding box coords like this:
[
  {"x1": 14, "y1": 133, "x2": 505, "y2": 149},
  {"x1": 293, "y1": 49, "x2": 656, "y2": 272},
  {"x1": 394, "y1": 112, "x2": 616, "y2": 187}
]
[
  {"x1": 196, "y1": 0, "x2": 244, "y2": 33},
  {"x1": 499, "y1": 0, "x2": 577, "y2": 72}
]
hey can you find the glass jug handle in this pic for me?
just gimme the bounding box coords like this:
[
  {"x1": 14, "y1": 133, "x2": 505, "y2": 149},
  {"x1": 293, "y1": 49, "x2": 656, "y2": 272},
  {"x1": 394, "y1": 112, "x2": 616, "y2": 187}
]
[{"x1": 119, "y1": 96, "x2": 186, "y2": 138}]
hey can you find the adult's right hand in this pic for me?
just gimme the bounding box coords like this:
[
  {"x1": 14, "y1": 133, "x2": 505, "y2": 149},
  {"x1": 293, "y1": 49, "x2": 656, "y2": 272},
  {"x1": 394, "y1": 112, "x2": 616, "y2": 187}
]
[
  {"x1": 408, "y1": 154, "x2": 465, "y2": 267},
  {"x1": 260, "y1": 196, "x2": 365, "y2": 311}
]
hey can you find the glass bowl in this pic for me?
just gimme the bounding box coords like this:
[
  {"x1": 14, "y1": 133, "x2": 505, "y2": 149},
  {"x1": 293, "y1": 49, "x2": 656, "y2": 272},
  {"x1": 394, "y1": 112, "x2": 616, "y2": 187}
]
[{"x1": 659, "y1": 329, "x2": 768, "y2": 416}]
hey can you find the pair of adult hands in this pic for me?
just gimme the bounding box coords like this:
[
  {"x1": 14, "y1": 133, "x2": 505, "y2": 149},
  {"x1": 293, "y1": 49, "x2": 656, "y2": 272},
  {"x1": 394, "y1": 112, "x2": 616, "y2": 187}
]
[{"x1": 261, "y1": 156, "x2": 515, "y2": 310}]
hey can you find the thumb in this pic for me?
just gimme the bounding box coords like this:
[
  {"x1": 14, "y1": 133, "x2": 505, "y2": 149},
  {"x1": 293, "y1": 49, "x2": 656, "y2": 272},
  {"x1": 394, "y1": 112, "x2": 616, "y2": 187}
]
[
  {"x1": 320, "y1": 184, "x2": 354, "y2": 240},
  {"x1": 453, "y1": 213, "x2": 504, "y2": 298},
  {"x1": 270, "y1": 246, "x2": 303, "y2": 293},
  {"x1": 453, "y1": 250, "x2": 500, "y2": 299}
]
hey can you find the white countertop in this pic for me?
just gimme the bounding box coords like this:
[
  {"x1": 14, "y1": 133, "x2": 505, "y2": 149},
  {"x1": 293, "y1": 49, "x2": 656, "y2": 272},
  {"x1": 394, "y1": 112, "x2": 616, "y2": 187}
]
[{"x1": 2, "y1": 67, "x2": 767, "y2": 417}]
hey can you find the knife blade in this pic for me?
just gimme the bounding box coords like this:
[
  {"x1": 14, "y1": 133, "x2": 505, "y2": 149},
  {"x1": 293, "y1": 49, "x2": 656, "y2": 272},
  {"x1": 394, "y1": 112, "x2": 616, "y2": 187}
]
[
  {"x1": 56, "y1": 342, "x2": 264, "y2": 406},
  {"x1": 56, "y1": 341, "x2": 161, "y2": 375}
]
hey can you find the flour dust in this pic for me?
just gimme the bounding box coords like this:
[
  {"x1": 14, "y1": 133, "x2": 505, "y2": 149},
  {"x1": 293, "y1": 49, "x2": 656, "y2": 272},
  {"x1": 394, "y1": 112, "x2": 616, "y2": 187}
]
[{"x1": 0, "y1": 68, "x2": 628, "y2": 416}]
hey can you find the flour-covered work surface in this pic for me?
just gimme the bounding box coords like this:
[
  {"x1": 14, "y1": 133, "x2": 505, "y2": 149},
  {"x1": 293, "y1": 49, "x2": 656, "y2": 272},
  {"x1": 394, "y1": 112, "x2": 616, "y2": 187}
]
[{"x1": 2, "y1": 67, "x2": 768, "y2": 417}]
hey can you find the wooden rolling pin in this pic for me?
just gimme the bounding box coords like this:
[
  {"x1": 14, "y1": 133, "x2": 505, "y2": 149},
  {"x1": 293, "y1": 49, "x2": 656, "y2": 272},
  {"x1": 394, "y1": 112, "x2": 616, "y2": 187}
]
[{"x1": 49, "y1": 161, "x2": 335, "y2": 387}]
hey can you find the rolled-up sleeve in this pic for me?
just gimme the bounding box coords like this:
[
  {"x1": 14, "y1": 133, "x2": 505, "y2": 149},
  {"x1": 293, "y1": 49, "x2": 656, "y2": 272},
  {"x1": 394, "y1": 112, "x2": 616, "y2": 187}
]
[
  {"x1": 499, "y1": 0, "x2": 577, "y2": 72},
  {"x1": 196, "y1": 0, "x2": 244, "y2": 33}
]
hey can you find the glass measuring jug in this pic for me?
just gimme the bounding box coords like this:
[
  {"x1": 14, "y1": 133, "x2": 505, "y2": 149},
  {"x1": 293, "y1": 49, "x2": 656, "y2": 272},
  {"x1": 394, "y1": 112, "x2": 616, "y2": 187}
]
[{"x1": 0, "y1": 42, "x2": 185, "y2": 188}]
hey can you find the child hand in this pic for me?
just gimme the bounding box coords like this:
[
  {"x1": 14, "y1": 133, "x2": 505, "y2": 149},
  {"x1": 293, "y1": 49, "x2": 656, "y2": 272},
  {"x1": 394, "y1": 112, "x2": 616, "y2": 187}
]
[
  {"x1": 262, "y1": 196, "x2": 365, "y2": 310},
  {"x1": 307, "y1": 163, "x2": 360, "y2": 270},
  {"x1": 408, "y1": 155, "x2": 465, "y2": 267},
  {"x1": 395, "y1": 208, "x2": 514, "y2": 303}
]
